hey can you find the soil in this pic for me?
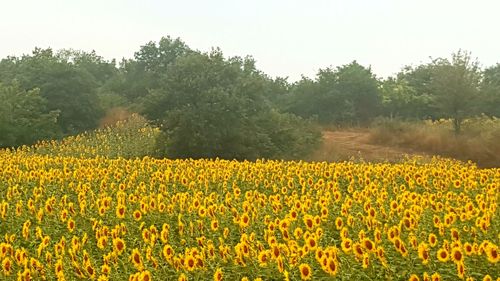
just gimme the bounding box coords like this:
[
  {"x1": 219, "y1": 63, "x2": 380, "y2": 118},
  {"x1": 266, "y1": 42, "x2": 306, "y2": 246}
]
[{"x1": 309, "y1": 129, "x2": 428, "y2": 163}]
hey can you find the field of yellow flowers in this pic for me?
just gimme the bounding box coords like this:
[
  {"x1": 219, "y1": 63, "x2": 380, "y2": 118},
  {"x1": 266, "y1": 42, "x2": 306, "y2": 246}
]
[{"x1": 0, "y1": 124, "x2": 499, "y2": 280}]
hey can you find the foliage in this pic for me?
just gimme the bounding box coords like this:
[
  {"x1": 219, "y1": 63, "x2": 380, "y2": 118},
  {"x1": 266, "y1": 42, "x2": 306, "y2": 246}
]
[
  {"x1": 0, "y1": 82, "x2": 60, "y2": 148},
  {"x1": 480, "y1": 63, "x2": 500, "y2": 117},
  {"x1": 429, "y1": 50, "x2": 481, "y2": 133},
  {"x1": 0, "y1": 48, "x2": 105, "y2": 135},
  {"x1": 144, "y1": 49, "x2": 320, "y2": 160},
  {"x1": 286, "y1": 61, "x2": 381, "y2": 125},
  {"x1": 0, "y1": 149, "x2": 498, "y2": 280}
]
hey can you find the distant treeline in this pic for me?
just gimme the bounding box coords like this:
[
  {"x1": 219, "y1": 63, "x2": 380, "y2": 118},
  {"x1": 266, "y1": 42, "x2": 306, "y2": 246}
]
[{"x1": 1, "y1": 36, "x2": 499, "y2": 159}]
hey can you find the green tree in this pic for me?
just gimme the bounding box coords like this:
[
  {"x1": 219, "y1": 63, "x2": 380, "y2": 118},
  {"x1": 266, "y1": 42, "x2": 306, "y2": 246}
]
[
  {"x1": 480, "y1": 63, "x2": 500, "y2": 117},
  {"x1": 0, "y1": 82, "x2": 60, "y2": 147},
  {"x1": 145, "y1": 49, "x2": 319, "y2": 160},
  {"x1": 0, "y1": 48, "x2": 104, "y2": 134},
  {"x1": 429, "y1": 50, "x2": 481, "y2": 133},
  {"x1": 105, "y1": 36, "x2": 192, "y2": 106},
  {"x1": 395, "y1": 64, "x2": 436, "y2": 119},
  {"x1": 285, "y1": 61, "x2": 380, "y2": 125},
  {"x1": 379, "y1": 76, "x2": 434, "y2": 120}
]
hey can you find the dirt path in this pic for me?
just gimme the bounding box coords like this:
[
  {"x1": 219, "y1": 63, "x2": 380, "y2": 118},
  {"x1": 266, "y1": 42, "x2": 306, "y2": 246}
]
[{"x1": 310, "y1": 130, "x2": 427, "y2": 163}]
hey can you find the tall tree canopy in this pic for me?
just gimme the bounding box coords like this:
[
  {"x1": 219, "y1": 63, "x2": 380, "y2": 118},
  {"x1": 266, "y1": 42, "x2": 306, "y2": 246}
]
[
  {"x1": 144, "y1": 49, "x2": 319, "y2": 160},
  {"x1": 0, "y1": 48, "x2": 104, "y2": 134},
  {"x1": 429, "y1": 50, "x2": 481, "y2": 133},
  {"x1": 0, "y1": 82, "x2": 59, "y2": 147},
  {"x1": 286, "y1": 61, "x2": 381, "y2": 124}
]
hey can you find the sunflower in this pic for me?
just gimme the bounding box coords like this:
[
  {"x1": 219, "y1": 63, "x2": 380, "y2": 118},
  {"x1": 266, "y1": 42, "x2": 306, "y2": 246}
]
[
  {"x1": 450, "y1": 247, "x2": 463, "y2": 264},
  {"x1": 431, "y1": 272, "x2": 441, "y2": 281},
  {"x1": 101, "y1": 264, "x2": 111, "y2": 275},
  {"x1": 130, "y1": 248, "x2": 144, "y2": 271},
  {"x1": 353, "y1": 242, "x2": 364, "y2": 259},
  {"x1": 299, "y1": 263, "x2": 312, "y2": 280},
  {"x1": 85, "y1": 263, "x2": 96, "y2": 279},
  {"x1": 362, "y1": 238, "x2": 375, "y2": 253},
  {"x1": 341, "y1": 238, "x2": 353, "y2": 253},
  {"x1": 482, "y1": 275, "x2": 492, "y2": 281},
  {"x1": 485, "y1": 244, "x2": 498, "y2": 263},
  {"x1": 362, "y1": 253, "x2": 370, "y2": 269},
  {"x1": 326, "y1": 258, "x2": 339, "y2": 276},
  {"x1": 428, "y1": 233, "x2": 438, "y2": 247},
  {"x1": 303, "y1": 215, "x2": 314, "y2": 230},
  {"x1": 463, "y1": 242, "x2": 474, "y2": 256},
  {"x1": 67, "y1": 218, "x2": 75, "y2": 233},
  {"x1": 163, "y1": 245, "x2": 174, "y2": 261},
  {"x1": 55, "y1": 259, "x2": 64, "y2": 276},
  {"x1": 306, "y1": 236, "x2": 318, "y2": 251},
  {"x1": 408, "y1": 274, "x2": 420, "y2": 281},
  {"x1": 418, "y1": 243, "x2": 430, "y2": 265},
  {"x1": 211, "y1": 220, "x2": 219, "y2": 231},
  {"x1": 258, "y1": 250, "x2": 269, "y2": 266},
  {"x1": 116, "y1": 205, "x2": 126, "y2": 219},
  {"x1": 213, "y1": 268, "x2": 223, "y2": 281},
  {"x1": 2, "y1": 257, "x2": 12, "y2": 276},
  {"x1": 112, "y1": 238, "x2": 125, "y2": 255},
  {"x1": 178, "y1": 273, "x2": 188, "y2": 281},
  {"x1": 456, "y1": 262, "x2": 465, "y2": 279},
  {"x1": 184, "y1": 254, "x2": 196, "y2": 271},
  {"x1": 239, "y1": 213, "x2": 250, "y2": 228},
  {"x1": 133, "y1": 210, "x2": 142, "y2": 221}
]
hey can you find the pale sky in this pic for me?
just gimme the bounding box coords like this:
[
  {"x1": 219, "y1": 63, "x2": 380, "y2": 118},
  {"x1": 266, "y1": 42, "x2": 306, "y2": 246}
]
[{"x1": 1, "y1": 0, "x2": 499, "y2": 81}]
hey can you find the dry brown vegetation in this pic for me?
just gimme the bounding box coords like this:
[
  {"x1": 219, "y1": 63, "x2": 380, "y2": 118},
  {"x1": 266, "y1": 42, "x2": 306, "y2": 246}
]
[
  {"x1": 368, "y1": 117, "x2": 500, "y2": 168},
  {"x1": 99, "y1": 107, "x2": 134, "y2": 128},
  {"x1": 309, "y1": 117, "x2": 500, "y2": 168},
  {"x1": 308, "y1": 129, "x2": 430, "y2": 164}
]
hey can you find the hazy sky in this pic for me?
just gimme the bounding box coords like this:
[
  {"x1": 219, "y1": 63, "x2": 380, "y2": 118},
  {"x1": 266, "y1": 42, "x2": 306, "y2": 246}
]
[{"x1": 1, "y1": 0, "x2": 499, "y2": 81}]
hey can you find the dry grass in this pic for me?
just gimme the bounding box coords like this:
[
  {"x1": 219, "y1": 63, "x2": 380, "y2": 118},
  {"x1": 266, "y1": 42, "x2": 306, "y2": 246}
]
[
  {"x1": 99, "y1": 107, "x2": 134, "y2": 128},
  {"x1": 369, "y1": 117, "x2": 500, "y2": 168},
  {"x1": 308, "y1": 130, "x2": 431, "y2": 164}
]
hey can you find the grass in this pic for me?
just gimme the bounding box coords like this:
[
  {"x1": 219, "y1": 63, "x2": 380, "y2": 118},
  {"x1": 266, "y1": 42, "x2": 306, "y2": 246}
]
[{"x1": 368, "y1": 116, "x2": 500, "y2": 168}]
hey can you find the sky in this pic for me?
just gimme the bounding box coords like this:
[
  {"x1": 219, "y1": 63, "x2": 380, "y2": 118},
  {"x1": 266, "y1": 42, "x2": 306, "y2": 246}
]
[{"x1": 1, "y1": 0, "x2": 499, "y2": 81}]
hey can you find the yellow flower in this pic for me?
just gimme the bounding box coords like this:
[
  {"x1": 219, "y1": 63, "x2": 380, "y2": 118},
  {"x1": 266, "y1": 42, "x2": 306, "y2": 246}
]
[
  {"x1": 2, "y1": 257, "x2": 12, "y2": 276},
  {"x1": 299, "y1": 263, "x2": 312, "y2": 280},
  {"x1": 437, "y1": 248, "x2": 449, "y2": 262},
  {"x1": 67, "y1": 218, "x2": 75, "y2": 233},
  {"x1": 418, "y1": 243, "x2": 430, "y2": 265},
  {"x1": 178, "y1": 273, "x2": 188, "y2": 281},
  {"x1": 140, "y1": 270, "x2": 152, "y2": 281},
  {"x1": 408, "y1": 274, "x2": 420, "y2": 281},
  {"x1": 214, "y1": 268, "x2": 223, "y2": 281},
  {"x1": 450, "y1": 247, "x2": 464, "y2": 264},
  {"x1": 485, "y1": 244, "x2": 498, "y2": 263},
  {"x1": 130, "y1": 248, "x2": 144, "y2": 271},
  {"x1": 431, "y1": 272, "x2": 441, "y2": 281},
  {"x1": 112, "y1": 238, "x2": 126, "y2": 255},
  {"x1": 184, "y1": 254, "x2": 196, "y2": 271}
]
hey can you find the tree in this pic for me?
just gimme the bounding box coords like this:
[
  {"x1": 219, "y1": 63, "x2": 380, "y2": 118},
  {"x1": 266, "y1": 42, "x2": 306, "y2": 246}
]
[
  {"x1": 429, "y1": 50, "x2": 481, "y2": 133},
  {"x1": 480, "y1": 63, "x2": 500, "y2": 117},
  {"x1": 393, "y1": 64, "x2": 436, "y2": 119},
  {"x1": 0, "y1": 48, "x2": 104, "y2": 135},
  {"x1": 0, "y1": 82, "x2": 60, "y2": 147},
  {"x1": 285, "y1": 61, "x2": 381, "y2": 125},
  {"x1": 144, "y1": 49, "x2": 319, "y2": 160},
  {"x1": 330, "y1": 61, "x2": 381, "y2": 125},
  {"x1": 103, "y1": 36, "x2": 192, "y2": 108}
]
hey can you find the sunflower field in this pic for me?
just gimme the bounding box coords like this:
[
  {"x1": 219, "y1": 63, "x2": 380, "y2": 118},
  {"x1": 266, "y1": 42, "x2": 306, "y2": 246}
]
[{"x1": 0, "y1": 136, "x2": 499, "y2": 280}]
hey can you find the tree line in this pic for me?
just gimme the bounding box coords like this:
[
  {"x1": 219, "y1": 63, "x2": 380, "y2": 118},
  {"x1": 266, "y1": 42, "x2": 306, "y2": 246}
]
[{"x1": 1, "y1": 36, "x2": 499, "y2": 159}]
